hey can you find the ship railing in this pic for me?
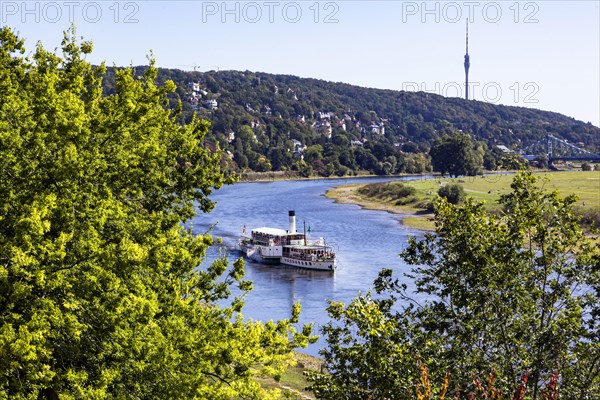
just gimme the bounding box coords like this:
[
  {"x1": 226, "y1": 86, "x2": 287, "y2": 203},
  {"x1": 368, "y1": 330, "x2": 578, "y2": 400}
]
[{"x1": 288, "y1": 250, "x2": 335, "y2": 262}]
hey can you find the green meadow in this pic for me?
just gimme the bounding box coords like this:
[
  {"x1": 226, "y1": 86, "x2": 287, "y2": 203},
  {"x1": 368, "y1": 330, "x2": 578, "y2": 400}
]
[{"x1": 326, "y1": 170, "x2": 600, "y2": 230}]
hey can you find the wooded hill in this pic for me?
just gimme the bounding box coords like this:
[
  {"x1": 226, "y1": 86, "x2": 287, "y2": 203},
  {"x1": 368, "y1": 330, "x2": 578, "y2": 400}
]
[{"x1": 103, "y1": 68, "x2": 600, "y2": 176}]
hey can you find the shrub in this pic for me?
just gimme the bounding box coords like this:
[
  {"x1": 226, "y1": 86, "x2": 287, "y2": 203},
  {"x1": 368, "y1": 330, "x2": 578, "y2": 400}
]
[
  {"x1": 358, "y1": 182, "x2": 416, "y2": 201},
  {"x1": 395, "y1": 195, "x2": 418, "y2": 206},
  {"x1": 574, "y1": 205, "x2": 600, "y2": 229},
  {"x1": 414, "y1": 199, "x2": 434, "y2": 212},
  {"x1": 395, "y1": 185, "x2": 417, "y2": 199},
  {"x1": 437, "y1": 183, "x2": 466, "y2": 205}
]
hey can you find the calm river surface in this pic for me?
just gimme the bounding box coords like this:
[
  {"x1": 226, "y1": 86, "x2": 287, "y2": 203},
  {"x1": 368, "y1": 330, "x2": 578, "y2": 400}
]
[{"x1": 192, "y1": 176, "x2": 430, "y2": 356}]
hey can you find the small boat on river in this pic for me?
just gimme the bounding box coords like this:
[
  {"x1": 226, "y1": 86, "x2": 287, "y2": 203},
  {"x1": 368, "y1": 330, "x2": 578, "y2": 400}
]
[{"x1": 238, "y1": 211, "x2": 337, "y2": 271}]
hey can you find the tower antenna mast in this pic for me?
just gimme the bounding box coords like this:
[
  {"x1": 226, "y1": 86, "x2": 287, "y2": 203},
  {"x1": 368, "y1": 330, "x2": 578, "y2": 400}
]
[{"x1": 464, "y1": 20, "x2": 470, "y2": 100}]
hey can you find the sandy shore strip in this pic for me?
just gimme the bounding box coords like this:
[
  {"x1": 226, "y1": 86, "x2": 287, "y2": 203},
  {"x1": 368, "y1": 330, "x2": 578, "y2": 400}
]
[{"x1": 324, "y1": 184, "x2": 435, "y2": 231}]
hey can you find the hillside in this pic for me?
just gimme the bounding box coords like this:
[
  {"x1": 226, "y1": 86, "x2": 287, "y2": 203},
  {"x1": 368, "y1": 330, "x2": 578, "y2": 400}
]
[{"x1": 104, "y1": 68, "x2": 600, "y2": 176}]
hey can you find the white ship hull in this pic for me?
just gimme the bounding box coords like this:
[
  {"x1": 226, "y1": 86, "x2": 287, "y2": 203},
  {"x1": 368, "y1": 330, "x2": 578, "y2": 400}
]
[
  {"x1": 239, "y1": 240, "x2": 336, "y2": 271},
  {"x1": 281, "y1": 257, "x2": 336, "y2": 271}
]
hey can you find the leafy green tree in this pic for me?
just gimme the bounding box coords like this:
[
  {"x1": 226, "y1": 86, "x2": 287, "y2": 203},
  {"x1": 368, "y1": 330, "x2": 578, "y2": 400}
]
[
  {"x1": 354, "y1": 148, "x2": 378, "y2": 172},
  {"x1": 338, "y1": 149, "x2": 358, "y2": 171},
  {"x1": 405, "y1": 169, "x2": 600, "y2": 397},
  {"x1": 233, "y1": 151, "x2": 249, "y2": 169},
  {"x1": 437, "y1": 183, "x2": 466, "y2": 204},
  {"x1": 401, "y1": 153, "x2": 431, "y2": 174},
  {"x1": 235, "y1": 125, "x2": 256, "y2": 144},
  {"x1": 304, "y1": 145, "x2": 324, "y2": 164},
  {"x1": 267, "y1": 146, "x2": 291, "y2": 171},
  {"x1": 331, "y1": 133, "x2": 349, "y2": 147},
  {"x1": 0, "y1": 27, "x2": 313, "y2": 399},
  {"x1": 255, "y1": 156, "x2": 272, "y2": 172},
  {"x1": 292, "y1": 159, "x2": 312, "y2": 177},
  {"x1": 534, "y1": 154, "x2": 549, "y2": 169},
  {"x1": 483, "y1": 151, "x2": 498, "y2": 170},
  {"x1": 401, "y1": 142, "x2": 420, "y2": 154},
  {"x1": 308, "y1": 169, "x2": 599, "y2": 399},
  {"x1": 429, "y1": 132, "x2": 483, "y2": 177},
  {"x1": 306, "y1": 290, "x2": 422, "y2": 399}
]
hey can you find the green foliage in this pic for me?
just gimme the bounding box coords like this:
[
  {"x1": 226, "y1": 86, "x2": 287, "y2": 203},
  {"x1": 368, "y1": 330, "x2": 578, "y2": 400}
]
[
  {"x1": 309, "y1": 169, "x2": 600, "y2": 399},
  {"x1": 573, "y1": 205, "x2": 600, "y2": 230},
  {"x1": 305, "y1": 291, "x2": 422, "y2": 399},
  {"x1": 355, "y1": 181, "x2": 432, "y2": 208},
  {"x1": 437, "y1": 183, "x2": 466, "y2": 205},
  {"x1": 403, "y1": 168, "x2": 600, "y2": 398},
  {"x1": 105, "y1": 67, "x2": 600, "y2": 177},
  {"x1": 533, "y1": 154, "x2": 549, "y2": 169},
  {"x1": 429, "y1": 132, "x2": 484, "y2": 177},
  {"x1": 358, "y1": 182, "x2": 416, "y2": 200},
  {"x1": 0, "y1": 27, "x2": 314, "y2": 399}
]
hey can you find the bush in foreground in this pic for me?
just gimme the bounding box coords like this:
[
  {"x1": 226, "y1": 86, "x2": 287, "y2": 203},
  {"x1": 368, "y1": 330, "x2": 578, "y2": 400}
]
[{"x1": 307, "y1": 169, "x2": 599, "y2": 399}]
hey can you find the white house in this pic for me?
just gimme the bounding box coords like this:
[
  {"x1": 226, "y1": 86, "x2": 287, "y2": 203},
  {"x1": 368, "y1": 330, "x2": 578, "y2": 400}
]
[{"x1": 204, "y1": 99, "x2": 218, "y2": 110}]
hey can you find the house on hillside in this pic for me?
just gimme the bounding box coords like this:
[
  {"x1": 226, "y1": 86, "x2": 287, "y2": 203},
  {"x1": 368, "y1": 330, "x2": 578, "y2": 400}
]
[
  {"x1": 495, "y1": 145, "x2": 512, "y2": 153},
  {"x1": 315, "y1": 119, "x2": 332, "y2": 138},
  {"x1": 292, "y1": 139, "x2": 305, "y2": 153},
  {"x1": 370, "y1": 122, "x2": 385, "y2": 135},
  {"x1": 204, "y1": 99, "x2": 218, "y2": 110}
]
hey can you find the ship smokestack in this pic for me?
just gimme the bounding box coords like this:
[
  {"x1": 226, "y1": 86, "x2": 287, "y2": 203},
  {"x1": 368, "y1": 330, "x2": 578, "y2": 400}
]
[{"x1": 288, "y1": 210, "x2": 296, "y2": 233}]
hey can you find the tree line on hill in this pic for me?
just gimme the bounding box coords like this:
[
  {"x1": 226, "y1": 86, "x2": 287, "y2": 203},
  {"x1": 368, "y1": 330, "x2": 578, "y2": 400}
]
[{"x1": 99, "y1": 67, "x2": 600, "y2": 177}]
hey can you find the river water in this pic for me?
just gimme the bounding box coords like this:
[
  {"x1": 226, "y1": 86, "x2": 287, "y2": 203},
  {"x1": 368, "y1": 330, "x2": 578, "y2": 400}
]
[{"x1": 192, "y1": 176, "x2": 430, "y2": 356}]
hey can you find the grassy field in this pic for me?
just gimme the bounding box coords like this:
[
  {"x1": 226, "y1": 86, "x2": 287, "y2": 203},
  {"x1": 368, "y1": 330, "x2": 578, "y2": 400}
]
[{"x1": 326, "y1": 171, "x2": 600, "y2": 231}]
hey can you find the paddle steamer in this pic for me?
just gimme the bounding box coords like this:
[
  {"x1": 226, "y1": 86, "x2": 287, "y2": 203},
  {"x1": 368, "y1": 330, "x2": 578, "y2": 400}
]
[{"x1": 238, "y1": 211, "x2": 336, "y2": 271}]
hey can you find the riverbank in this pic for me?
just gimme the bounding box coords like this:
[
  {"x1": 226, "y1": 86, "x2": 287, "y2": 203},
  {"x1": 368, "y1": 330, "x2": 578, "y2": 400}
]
[
  {"x1": 238, "y1": 170, "x2": 426, "y2": 183},
  {"x1": 325, "y1": 183, "x2": 437, "y2": 231},
  {"x1": 326, "y1": 171, "x2": 600, "y2": 231}
]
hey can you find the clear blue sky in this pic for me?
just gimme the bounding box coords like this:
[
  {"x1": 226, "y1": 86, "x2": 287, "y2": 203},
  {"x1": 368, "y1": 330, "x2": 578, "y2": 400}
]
[{"x1": 3, "y1": 1, "x2": 599, "y2": 126}]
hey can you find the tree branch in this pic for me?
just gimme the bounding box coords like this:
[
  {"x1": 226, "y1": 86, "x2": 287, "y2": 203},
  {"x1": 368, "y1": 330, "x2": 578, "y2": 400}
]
[{"x1": 201, "y1": 370, "x2": 232, "y2": 386}]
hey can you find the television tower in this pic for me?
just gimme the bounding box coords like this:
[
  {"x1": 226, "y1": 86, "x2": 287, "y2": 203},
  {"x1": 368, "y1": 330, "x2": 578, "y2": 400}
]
[{"x1": 464, "y1": 20, "x2": 470, "y2": 100}]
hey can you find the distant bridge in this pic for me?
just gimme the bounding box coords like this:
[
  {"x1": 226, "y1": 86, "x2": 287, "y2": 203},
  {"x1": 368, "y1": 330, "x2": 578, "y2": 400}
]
[{"x1": 521, "y1": 134, "x2": 600, "y2": 162}]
